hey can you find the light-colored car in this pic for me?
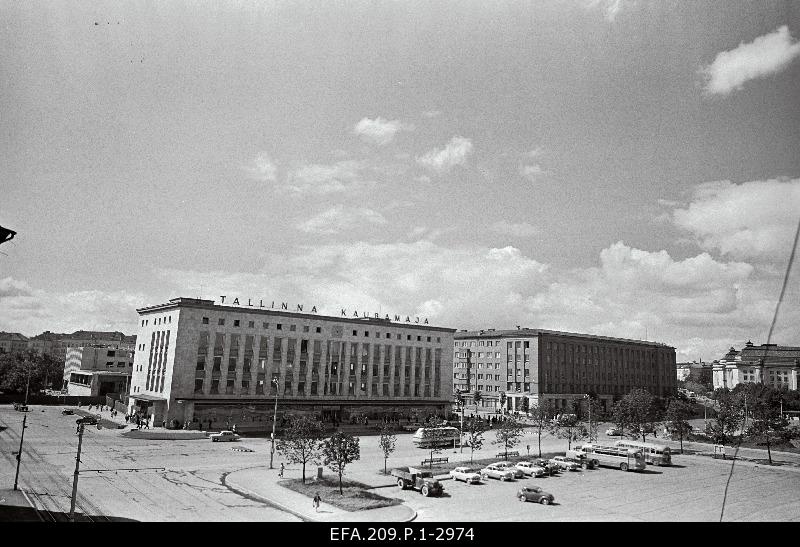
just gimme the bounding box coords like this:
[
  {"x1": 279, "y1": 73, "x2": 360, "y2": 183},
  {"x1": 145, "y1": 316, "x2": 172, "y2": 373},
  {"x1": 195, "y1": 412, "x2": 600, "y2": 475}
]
[
  {"x1": 449, "y1": 466, "x2": 482, "y2": 484},
  {"x1": 493, "y1": 461, "x2": 525, "y2": 479},
  {"x1": 605, "y1": 427, "x2": 623, "y2": 436},
  {"x1": 549, "y1": 456, "x2": 580, "y2": 472},
  {"x1": 210, "y1": 430, "x2": 240, "y2": 442},
  {"x1": 517, "y1": 485, "x2": 555, "y2": 505},
  {"x1": 480, "y1": 464, "x2": 515, "y2": 481},
  {"x1": 515, "y1": 461, "x2": 547, "y2": 477}
]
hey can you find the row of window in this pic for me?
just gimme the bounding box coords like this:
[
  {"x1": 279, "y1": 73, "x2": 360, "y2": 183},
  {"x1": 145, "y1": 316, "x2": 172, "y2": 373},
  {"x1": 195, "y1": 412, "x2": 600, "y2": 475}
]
[
  {"x1": 141, "y1": 315, "x2": 172, "y2": 327},
  {"x1": 193, "y1": 377, "x2": 438, "y2": 398}
]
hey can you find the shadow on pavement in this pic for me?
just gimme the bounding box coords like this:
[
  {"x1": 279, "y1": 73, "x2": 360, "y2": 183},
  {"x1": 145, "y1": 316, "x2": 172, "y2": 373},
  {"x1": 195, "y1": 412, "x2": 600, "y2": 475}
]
[{"x1": 0, "y1": 506, "x2": 139, "y2": 522}]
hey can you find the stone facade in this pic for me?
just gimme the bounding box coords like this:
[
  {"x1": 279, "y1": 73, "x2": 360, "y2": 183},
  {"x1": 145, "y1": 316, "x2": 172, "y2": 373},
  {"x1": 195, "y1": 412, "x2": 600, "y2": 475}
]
[{"x1": 712, "y1": 341, "x2": 800, "y2": 391}]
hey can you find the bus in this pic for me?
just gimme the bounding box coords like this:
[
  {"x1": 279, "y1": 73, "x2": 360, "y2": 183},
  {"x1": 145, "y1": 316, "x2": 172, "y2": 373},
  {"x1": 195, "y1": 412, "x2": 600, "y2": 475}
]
[
  {"x1": 575, "y1": 443, "x2": 647, "y2": 472},
  {"x1": 613, "y1": 440, "x2": 672, "y2": 466},
  {"x1": 412, "y1": 427, "x2": 461, "y2": 449}
]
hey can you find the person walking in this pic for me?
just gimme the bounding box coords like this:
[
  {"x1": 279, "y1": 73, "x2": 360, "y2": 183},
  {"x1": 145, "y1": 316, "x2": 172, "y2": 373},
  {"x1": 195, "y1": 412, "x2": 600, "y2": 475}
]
[
  {"x1": 279, "y1": 463, "x2": 285, "y2": 478},
  {"x1": 313, "y1": 493, "x2": 321, "y2": 512}
]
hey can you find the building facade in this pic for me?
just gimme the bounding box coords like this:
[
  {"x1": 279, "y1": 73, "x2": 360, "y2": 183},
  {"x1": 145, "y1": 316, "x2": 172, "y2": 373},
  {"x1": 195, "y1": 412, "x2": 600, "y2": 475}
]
[
  {"x1": 128, "y1": 298, "x2": 456, "y2": 429},
  {"x1": 712, "y1": 341, "x2": 800, "y2": 391},
  {"x1": 676, "y1": 361, "x2": 712, "y2": 385},
  {"x1": 454, "y1": 328, "x2": 676, "y2": 413},
  {"x1": 63, "y1": 346, "x2": 135, "y2": 397},
  {"x1": 0, "y1": 332, "x2": 29, "y2": 354},
  {"x1": 28, "y1": 330, "x2": 136, "y2": 361}
]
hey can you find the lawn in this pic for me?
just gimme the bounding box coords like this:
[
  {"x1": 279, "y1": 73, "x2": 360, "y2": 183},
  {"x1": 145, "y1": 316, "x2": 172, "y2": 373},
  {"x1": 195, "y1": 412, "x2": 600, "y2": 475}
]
[{"x1": 280, "y1": 476, "x2": 403, "y2": 512}]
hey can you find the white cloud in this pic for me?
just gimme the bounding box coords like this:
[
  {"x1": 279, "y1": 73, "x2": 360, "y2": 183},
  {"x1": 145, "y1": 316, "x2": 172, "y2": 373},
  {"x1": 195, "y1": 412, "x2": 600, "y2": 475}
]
[
  {"x1": 587, "y1": 0, "x2": 626, "y2": 22},
  {"x1": 490, "y1": 220, "x2": 539, "y2": 238},
  {"x1": 521, "y1": 163, "x2": 548, "y2": 182},
  {"x1": 353, "y1": 117, "x2": 413, "y2": 146},
  {"x1": 673, "y1": 178, "x2": 800, "y2": 261},
  {"x1": 701, "y1": 26, "x2": 800, "y2": 96},
  {"x1": 417, "y1": 136, "x2": 473, "y2": 172},
  {"x1": 422, "y1": 110, "x2": 441, "y2": 118},
  {"x1": 297, "y1": 205, "x2": 388, "y2": 235},
  {"x1": 245, "y1": 152, "x2": 277, "y2": 182},
  {"x1": 285, "y1": 160, "x2": 377, "y2": 195},
  {"x1": 0, "y1": 277, "x2": 33, "y2": 298}
]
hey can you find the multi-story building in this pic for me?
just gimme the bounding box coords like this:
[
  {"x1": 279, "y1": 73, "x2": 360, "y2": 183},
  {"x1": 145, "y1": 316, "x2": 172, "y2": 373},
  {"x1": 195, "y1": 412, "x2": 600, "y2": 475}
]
[
  {"x1": 454, "y1": 328, "x2": 676, "y2": 413},
  {"x1": 63, "y1": 346, "x2": 135, "y2": 397},
  {"x1": 127, "y1": 298, "x2": 455, "y2": 429},
  {"x1": 0, "y1": 332, "x2": 29, "y2": 354},
  {"x1": 676, "y1": 361, "x2": 712, "y2": 385},
  {"x1": 28, "y1": 330, "x2": 136, "y2": 361},
  {"x1": 712, "y1": 341, "x2": 800, "y2": 391}
]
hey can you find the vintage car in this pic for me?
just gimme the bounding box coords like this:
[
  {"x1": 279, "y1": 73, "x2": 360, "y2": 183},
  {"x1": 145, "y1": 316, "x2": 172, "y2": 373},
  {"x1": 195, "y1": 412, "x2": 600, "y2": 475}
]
[
  {"x1": 515, "y1": 461, "x2": 547, "y2": 477},
  {"x1": 517, "y1": 485, "x2": 555, "y2": 505},
  {"x1": 492, "y1": 461, "x2": 525, "y2": 479},
  {"x1": 549, "y1": 456, "x2": 581, "y2": 472},
  {"x1": 449, "y1": 466, "x2": 482, "y2": 484},
  {"x1": 480, "y1": 464, "x2": 515, "y2": 481},
  {"x1": 61, "y1": 408, "x2": 75, "y2": 415},
  {"x1": 210, "y1": 430, "x2": 240, "y2": 442}
]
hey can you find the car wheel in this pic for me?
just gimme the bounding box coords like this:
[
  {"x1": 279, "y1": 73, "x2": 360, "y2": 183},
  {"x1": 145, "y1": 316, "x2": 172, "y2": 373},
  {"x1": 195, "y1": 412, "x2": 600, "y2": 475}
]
[
  {"x1": 397, "y1": 479, "x2": 406, "y2": 490},
  {"x1": 620, "y1": 463, "x2": 629, "y2": 472},
  {"x1": 421, "y1": 486, "x2": 430, "y2": 496},
  {"x1": 540, "y1": 497, "x2": 550, "y2": 505},
  {"x1": 519, "y1": 495, "x2": 527, "y2": 502},
  {"x1": 481, "y1": 474, "x2": 488, "y2": 481}
]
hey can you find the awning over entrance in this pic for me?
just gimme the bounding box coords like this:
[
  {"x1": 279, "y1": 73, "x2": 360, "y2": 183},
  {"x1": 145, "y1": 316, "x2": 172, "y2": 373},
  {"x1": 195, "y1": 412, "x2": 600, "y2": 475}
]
[{"x1": 129, "y1": 393, "x2": 167, "y2": 402}]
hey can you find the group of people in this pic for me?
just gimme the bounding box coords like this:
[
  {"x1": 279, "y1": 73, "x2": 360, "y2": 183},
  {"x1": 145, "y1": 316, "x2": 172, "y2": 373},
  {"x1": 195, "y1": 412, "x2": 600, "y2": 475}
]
[{"x1": 125, "y1": 413, "x2": 150, "y2": 429}]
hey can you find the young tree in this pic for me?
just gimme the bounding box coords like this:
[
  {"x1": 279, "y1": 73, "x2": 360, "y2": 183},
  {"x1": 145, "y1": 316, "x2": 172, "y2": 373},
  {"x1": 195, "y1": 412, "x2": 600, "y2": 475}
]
[
  {"x1": 499, "y1": 392, "x2": 507, "y2": 412},
  {"x1": 493, "y1": 415, "x2": 525, "y2": 459},
  {"x1": 520, "y1": 396, "x2": 530, "y2": 416},
  {"x1": 378, "y1": 424, "x2": 396, "y2": 474},
  {"x1": 747, "y1": 385, "x2": 790, "y2": 465},
  {"x1": 529, "y1": 400, "x2": 554, "y2": 457},
  {"x1": 664, "y1": 398, "x2": 693, "y2": 454},
  {"x1": 705, "y1": 389, "x2": 744, "y2": 445},
  {"x1": 322, "y1": 432, "x2": 361, "y2": 495},
  {"x1": 550, "y1": 413, "x2": 588, "y2": 450},
  {"x1": 276, "y1": 415, "x2": 325, "y2": 483},
  {"x1": 621, "y1": 388, "x2": 660, "y2": 442},
  {"x1": 472, "y1": 390, "x2": 482, "y2": 409},
  {"x1": 463, "y1": 415, "x2": 488, "y2": 464},
  {"x1": 420, "y1": 417, "x2": 451, "y2": 468}
]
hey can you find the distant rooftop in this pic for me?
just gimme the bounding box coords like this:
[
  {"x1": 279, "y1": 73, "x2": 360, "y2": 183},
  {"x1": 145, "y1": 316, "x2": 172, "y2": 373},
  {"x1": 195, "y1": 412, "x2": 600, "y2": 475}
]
[{"x1": 454, "y1": 327, "x2": 673, "y2": 348}]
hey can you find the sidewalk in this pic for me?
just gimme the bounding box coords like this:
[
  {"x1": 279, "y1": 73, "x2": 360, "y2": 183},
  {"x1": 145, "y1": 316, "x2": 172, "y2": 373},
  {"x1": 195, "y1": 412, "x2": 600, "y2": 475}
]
[{"x1": 225, "y1": 466, "x2": 416, "y2": 522}]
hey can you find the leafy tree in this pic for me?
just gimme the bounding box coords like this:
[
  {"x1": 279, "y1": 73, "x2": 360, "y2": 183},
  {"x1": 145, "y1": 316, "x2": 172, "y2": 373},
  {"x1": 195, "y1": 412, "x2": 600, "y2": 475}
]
[
  {"x1": 664, "y1": 398, "x2": 693, "y2": 454},
  {"x1": 493, "y1": 415, "x2": 525, "y2": 459},
  {"x1": 684, "y1": 380, "x2": 708, "y2": 396},
  {"x1": 611, "y1": 398, "x2": 631, "y2": 438},
  {"x1": 378, "y1": 424, "x2": 396, "y2": 474},
  {"x1": 499, "y1": 392, "x2": 507, "y2": 411},
  {"x1": 463, "y1": 415, "x2": 488, "y2": 464},
  {"x1": 322, "y1": 432, "x2": 361, "y2": 495},
  {"x1": 276, "y1": 415, "x2": 325, "y2": 483},
  {"x1": 620, "y1": 388, "x2": 660, "y2": 442},
  {"x1": 529, "y1": 400, "x2": 554, "y2": 457},
  {"x1": 472, "y1": 390, "x2": 482, "y2": 408},
  {"x1": 582, "y1": 395, "x2": 603, "y2": 443},
  {"x1": 420, "y1": 417, "x2": 452, "y2": 468},
  {"x1": 746, "y1": 385, "x2": 790, "y2": 465},
  {"x1": 549, "y1": 412, "x2": 588, "y2": 450},
  {"x1": 705, "y1": 388, "x2": 744, "y2": 445},
  {"x1": 520, "y1": 396, "x2": 530, "y2": 415},
  {"x1": 0, "y1": 351, "x2": 64, "y2": 396}
]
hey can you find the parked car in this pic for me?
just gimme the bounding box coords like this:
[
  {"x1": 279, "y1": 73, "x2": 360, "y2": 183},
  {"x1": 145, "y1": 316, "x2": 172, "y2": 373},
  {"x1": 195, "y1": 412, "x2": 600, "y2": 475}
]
[
  {"x1": 13, "y1": 402, "x2": 29, "y2": 412},
  {"x1": 210, "y1": 430, "x2": 240, "y2": 442},
  {"x1": 493, "y1": 461, "x2": 525, "y2": 479},
  {"x1": 449, "y1": 466, "x2": 482, "y2": 484},
  {"x1": 549, "y1": 456, "x2": 581, "y2": 472},
  {"x1": 605, "y1": 427, "x2": 622, "y2": 436},
  {"x1": 77, "y1": 415, "x2": 99, "y2": 425},
  {"x1": 534, "y1": 458, "x2": 559, "y2": 475},
  {"x1": 480, "y1": 464, "x2": 515, "y2": 481},
  {"x1": 61, "y1": 408, "x2": 75, "y2": 415},
  {"x1": 515, "y1": 461, "x2": 547, "y2": 477},
  {"x1": 517, "y1": 485, "x2": 555, "y2": 505}
]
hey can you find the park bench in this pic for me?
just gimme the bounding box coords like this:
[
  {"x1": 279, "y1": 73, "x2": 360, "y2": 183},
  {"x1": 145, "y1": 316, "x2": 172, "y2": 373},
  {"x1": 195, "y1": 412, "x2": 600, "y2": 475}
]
[
  {"x1": 421, "y1": 457, "x2": 449, "y2": 466},
  {"x1": 231, "y1": 446, "x2": 254, "y2": 452},
  {"x1": 496, "y1": 451, "x2": 519, "y2": 458}
]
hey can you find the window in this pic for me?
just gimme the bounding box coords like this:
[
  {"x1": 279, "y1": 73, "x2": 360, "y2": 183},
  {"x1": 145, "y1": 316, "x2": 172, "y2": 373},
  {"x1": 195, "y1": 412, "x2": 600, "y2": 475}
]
[
  {"x1": 107, "y1": 350, "x2": 115, "y2": 357},
  {"x1": 364, "y1": 331, "x2": 370, "y2": 337},
  {"x1": 194, "y1": 379, "x2": 203, "y2": 393},
  {"x1": 263, "y1": 322, "x2": 269, "y2": 329},
  {"x1": 417, "y1": 336, "x2": 421, "y2": 341},
  {"x1": 316, "y1": 327, "x2": 322, "y2": 333},
  {"x1": 396, "y1": 334, "x2": 401, "y2": 340},
  {"x1": 202, "y1": 317, "x2": 209, "y2": 324},
  {"x1": 407, "y1": 335, "x2": 411, "y2": 341},
  {"x1": 427, "y1": 336, "x2": 431, "y2": 342},
  {"x1": 303, "y1": 325, "x2": 309, "y2": 333},
  {"x1": 248, "y1": 321, "x2": 254, "y2": 328},
  {"x1": 353, "y1": 330, "x2": 358, "y2": 336},
  {"x1": 277, "y1": 324, "x2": 282, "y2": 330},
  {"x1": 117, "y1": 362, "x2": 125, "y2": 367},
  {"x1": 218, "y1": 318, "x2": 225, "y2": 326},
  {"x1": 290, "y1": 325, "x2": 296, "y2": 332},
  {"x1": 106, "y1": 361, "x2": 114, "y2": 367},
  {"x1": 437, "y1": 337, "x2": 441, "y2": 343},
  {"x1": 234, "y1": 320, "x2": 240, "y2": 327},
  {"x1": 210, "y1": 379, "x2": 219, "y2": 394},
  {"x1": 241, "y1": 379, "x2": 249, "y2": 392}
]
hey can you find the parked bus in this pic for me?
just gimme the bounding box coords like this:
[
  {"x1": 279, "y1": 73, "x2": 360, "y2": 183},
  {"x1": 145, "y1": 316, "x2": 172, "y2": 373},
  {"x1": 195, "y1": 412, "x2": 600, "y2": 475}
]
[
  {"x1": 613, "y1": 440, "x2": 672, "y2": 466},
  {"x1": 412, "y1": 427, "x2": 461, "y2": 449},
  {"x1": 575, "y1": 443, "x2": 647, "y2": 472}
]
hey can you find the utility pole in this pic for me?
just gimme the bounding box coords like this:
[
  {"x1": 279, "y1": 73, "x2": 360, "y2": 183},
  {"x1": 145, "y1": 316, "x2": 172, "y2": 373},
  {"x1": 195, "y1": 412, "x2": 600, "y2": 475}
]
[
  {"x1": 24, "y1": 361, "x2": 32, "y2": 405},
  {"x1": 460, "y1": 398, "x2": 465, "y2": 453},
  {"x1": 13, "y1": 413, "x2": 28, "y2": 490},
  {"x1": 70, "y1": 422, "x2": 86, "y2": 522},
  {"x1": 270, "y1": 378, "x2": 279, "y2": 470}
]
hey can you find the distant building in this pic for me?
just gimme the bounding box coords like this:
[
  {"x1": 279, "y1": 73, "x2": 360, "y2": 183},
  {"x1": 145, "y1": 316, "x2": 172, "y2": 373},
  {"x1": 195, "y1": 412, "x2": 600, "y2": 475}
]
[
  {"x1": 676, "y1": 361, "x2": 712, "y2": 385},
  {"x1": 127, "y1": 298, "x2": 456, "y2": 429},
  {"x1": 0, "y1": 332, "x2": 29, "y2": 354},
  {"x1": 712, "y1": 341, "x2": 800, "y2": 391},
  {"x1": 454, "y1": 328, "x2": 677, "y2": 414},
  {"x1": 28, "y1": 330, "x2": 136, "y2": 361},
  {"x1": 63, "y1": 346, "x2": 135, "y2": 397}
]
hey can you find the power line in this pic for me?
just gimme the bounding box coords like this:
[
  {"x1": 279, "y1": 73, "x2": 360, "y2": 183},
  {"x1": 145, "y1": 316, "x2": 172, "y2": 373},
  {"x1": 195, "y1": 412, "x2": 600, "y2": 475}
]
[{"x1": 719, "y1": 213, "x2": 800, "y2": 522}]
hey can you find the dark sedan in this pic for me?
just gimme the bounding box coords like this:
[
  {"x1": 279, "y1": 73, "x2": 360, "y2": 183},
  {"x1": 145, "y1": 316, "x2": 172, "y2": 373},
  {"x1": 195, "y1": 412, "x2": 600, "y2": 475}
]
[{"x1": 517, "y1": 486, "x2": 555, "y2": 505}]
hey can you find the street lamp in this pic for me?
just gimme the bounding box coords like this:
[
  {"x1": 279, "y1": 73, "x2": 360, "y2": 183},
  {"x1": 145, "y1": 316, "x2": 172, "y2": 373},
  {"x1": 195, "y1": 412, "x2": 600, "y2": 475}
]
[
  {"x1": 584, "y1": 394, "x2": 592, "y2": 442},
  {"x1": 269, "y1": 378, "x2": 280, "y2": 470}
]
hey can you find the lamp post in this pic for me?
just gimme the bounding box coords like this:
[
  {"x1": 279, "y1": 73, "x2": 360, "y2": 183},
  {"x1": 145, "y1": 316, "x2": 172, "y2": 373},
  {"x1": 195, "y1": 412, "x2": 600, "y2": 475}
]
[
  {"x1": 584, "y1": 394, "x2": 592, "y2": 442},
  {"x1": 24, "y1": 360, "x2": 32, "y2": 405},
  {"x1": 269, "y1": 378, "x2": 279, "y2": 470}
]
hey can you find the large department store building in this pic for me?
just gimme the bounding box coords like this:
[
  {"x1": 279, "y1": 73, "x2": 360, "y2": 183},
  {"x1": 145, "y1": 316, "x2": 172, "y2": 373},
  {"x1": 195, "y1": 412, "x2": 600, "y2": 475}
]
[
  {"x1": 128, "y1": 298, "x2": 455, "y2": 428},
  {"x1": 454, "y1": 328, "x2": 677, "y2": 413}
]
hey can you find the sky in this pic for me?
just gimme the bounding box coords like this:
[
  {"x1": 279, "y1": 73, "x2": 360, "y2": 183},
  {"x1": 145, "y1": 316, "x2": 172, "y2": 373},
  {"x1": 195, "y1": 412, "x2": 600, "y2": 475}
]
[{"x1": 2, "y1": 0, "x2": 799, "y2": 362}]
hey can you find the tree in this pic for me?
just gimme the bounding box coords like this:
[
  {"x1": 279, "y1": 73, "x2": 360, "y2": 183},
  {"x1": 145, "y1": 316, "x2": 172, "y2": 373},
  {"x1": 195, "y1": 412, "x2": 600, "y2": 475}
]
[
  {"x1": 611, "y1": 398, "x2": 631, "y2": 438},
  {"x1": 276, "y1": 415, "x2": 324, "y2": 483},
  {"x1": 378, "y1": 424, "x2": 396, "y2": 474},
  {"x1": 664, "y1": 398, "x2": 692, "y2": 454},
  {"x1": 0, "y1": 351, "x2": 64, "y2": 395},
  {"x1": 472, "y1": 390, "x2": 482, "y2": 408},
  {"x1": 529, "y1": 400, "x2": 554, "y2": 457},
  {"x1": 493, "y1": 415, "x2": 525, "y2": 459},
  {"x1": 684, "y1": 380, "x2": 708, "y2": 396},
  {"x1": 321, "y1": 432, "x2": 361, "y2": 495},
  {"x1": 549, "y1": 412, "x2": 588, "y2": 450},
  {"x1": 420, "y1": 417, "x2": 451, "y2": 468},
  {"x1": 705, "y1": 388, "x2": 744, "y2": 445},
  {"x1": 582, "y1": 395, "x2": 603, "y2": 443},
  {"x1": 520, "y1": 396, "x2": 530, "y2": 415},
  {"x1": 499, "y1": 392, "x2": 507, "y2": 412},
  {"x1": 463, "y1": 415, "x2": 488, "y2": 464},
  {"x1": 620, "y1": 388, "x2": 660, "y2": 442},
  {"x1": 746, "y1": 385, "x2": 790, "y2": 465}
]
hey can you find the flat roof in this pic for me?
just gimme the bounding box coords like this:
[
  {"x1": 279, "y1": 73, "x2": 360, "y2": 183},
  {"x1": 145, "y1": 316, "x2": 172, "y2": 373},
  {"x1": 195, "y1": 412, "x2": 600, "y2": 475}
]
[
  {"x1": 137, "y1": 297, "x2": 456, "y2": 333},
  {"x1": 454, "y1": 328, "x2": 674, "y2": 348}
]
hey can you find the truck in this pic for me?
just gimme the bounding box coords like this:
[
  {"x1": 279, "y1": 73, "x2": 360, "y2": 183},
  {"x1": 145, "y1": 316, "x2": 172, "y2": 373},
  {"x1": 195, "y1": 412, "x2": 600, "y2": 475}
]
[
  {"x1": 391, "y1": 466, "x2": 444, "y2": 497},
  {"x1": 565, "y1": 448, "x2": 599, "y2": 469}
]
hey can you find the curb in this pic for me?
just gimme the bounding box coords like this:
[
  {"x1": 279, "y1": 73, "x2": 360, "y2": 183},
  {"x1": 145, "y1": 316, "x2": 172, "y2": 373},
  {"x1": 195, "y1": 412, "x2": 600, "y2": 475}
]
[{"x1": 222, "y1": 471, "x2": 311, "y2": 522}]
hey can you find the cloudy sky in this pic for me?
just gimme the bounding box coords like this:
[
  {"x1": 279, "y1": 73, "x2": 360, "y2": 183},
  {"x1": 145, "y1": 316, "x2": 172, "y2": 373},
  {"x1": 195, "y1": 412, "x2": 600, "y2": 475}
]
[{"x1": 2, "y1": 1, "x2": 799, "y2": 362}]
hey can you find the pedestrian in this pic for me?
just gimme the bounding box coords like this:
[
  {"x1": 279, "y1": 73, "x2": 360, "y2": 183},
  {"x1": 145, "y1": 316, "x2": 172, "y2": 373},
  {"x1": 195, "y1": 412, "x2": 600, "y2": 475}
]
[
  {"x1": 313, "y1": 493, "x2": 321, "y2": 512},
  {"x1": 232, "y1": 424, "x2": 237, "y2": 434},
  {"x1": 162, "y1": 419, "x2": 166, "y2": 429},
  {"x1": 279, "y1": 463, "x2": 285, "y2": 478}
]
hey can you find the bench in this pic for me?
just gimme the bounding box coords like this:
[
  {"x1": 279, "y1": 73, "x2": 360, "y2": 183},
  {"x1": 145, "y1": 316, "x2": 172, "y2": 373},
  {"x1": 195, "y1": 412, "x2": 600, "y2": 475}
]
[
  {"x1": 496, "y1": 451, "x2": 519, "y2": 458},
  {"x1": 421, "y1": 457, "x2": 449, "y2": 466},
  {"x1": 231, "y1": 446, "x2": 254, "y2": 452}
]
